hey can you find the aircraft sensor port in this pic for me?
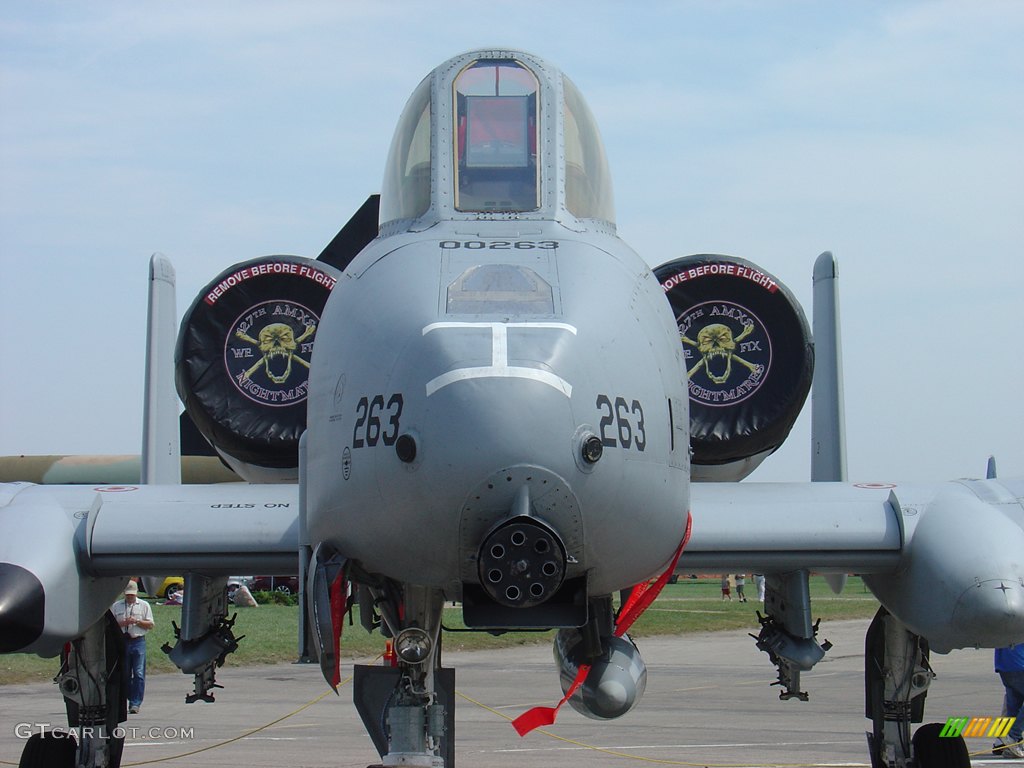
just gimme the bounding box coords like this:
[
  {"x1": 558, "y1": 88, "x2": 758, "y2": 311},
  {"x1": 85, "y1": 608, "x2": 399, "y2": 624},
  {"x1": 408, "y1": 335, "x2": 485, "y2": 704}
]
[{"x1": 477, "y1": 517, "x2": 566, "y2": 608}]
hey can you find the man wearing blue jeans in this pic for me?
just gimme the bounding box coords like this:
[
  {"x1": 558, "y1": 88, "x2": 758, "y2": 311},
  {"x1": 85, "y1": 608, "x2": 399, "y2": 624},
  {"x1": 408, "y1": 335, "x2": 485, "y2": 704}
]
[
  {"x1": 994, "y1": 643, "x2": 1024, "y2": 758},
  {"x1": 110, "y1": 581, "x2": 155, "y2": 714}
]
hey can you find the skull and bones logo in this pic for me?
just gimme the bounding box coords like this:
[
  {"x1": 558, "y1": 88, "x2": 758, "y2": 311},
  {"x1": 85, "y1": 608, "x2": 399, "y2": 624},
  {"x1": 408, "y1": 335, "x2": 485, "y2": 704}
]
[
  {"x1": 235, "y1": 321, "x2": 316, "y2": 384},
  {"x1": 681, "y1": 321, "x2": 759, "y2": 384},
  {"x1": 676, "y1": 300, "x2": 771, "y2": 406}
]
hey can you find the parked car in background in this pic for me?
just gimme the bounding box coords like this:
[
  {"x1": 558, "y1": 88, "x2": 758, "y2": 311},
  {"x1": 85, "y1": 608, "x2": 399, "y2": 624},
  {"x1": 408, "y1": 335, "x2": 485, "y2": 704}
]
[
  {"x1": 249, "y1": 575, "x2": 299, "y2": 595},
  {"x1": 139, "y1": 576, "x2": 184, "y2": 598}
]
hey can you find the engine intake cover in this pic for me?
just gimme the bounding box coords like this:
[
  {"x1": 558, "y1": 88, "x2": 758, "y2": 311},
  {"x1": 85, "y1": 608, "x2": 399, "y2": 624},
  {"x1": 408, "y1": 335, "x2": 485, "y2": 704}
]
[
  {"x1": 175, "y1": 256, "x2": 340, "y2": 470},
  {"x1": 655, "y1": 254, "x2": 813, "y2": 470}
]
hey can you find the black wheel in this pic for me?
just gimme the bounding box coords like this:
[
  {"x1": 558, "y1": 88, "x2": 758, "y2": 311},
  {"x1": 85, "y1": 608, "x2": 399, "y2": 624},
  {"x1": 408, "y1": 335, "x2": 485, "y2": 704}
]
[
  {"x1": 912, "y1": 722, "x2": 970, "y2": 768},
  {"x1": 19, "y1": 732, "x2": 77, "y2": 767},
  {"x1": 275, "y1": 584, "x2": 292, "y2": 595},
  {"x1": 164, "y1": 582, "x2": 181, "y2": 598}
]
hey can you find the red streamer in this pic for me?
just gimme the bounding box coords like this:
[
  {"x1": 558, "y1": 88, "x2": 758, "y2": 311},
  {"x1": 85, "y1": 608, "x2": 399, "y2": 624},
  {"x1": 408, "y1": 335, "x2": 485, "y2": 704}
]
[
  {"x1": 511, "y1": 512, "x2": 693, "y2": 736},
  {"x1": 328, "y1": 570, "x2": 347, "y2": 688}
]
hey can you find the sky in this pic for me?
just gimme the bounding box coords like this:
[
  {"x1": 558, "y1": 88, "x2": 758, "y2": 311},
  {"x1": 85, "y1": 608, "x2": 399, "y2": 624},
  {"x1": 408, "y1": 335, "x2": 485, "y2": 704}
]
[{"x1": 1, "y1": 1, "x2": 1021, "y2": 483}]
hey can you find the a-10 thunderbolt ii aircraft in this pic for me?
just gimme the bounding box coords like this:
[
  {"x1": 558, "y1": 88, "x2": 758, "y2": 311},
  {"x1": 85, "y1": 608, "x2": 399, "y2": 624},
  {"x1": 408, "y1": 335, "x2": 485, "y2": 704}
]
[{"x1": 2, "y1": 48, "x2": 1023, "y2": 768}]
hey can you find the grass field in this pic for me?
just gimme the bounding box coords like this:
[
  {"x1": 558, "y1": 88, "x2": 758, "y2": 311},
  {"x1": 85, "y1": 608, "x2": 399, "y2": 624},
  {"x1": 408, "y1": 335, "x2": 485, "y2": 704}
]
[{"x1": 0, "y1": 577, "x2": 879, "y2": 685}]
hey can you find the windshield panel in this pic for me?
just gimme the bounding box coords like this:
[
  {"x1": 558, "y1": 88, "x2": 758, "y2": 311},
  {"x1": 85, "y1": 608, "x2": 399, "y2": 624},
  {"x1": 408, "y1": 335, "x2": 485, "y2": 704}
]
[
  {"x1": 380, "y1": 76, "x2": 432, "y2": 225},
  {"x1": 563, "y1": 75, "x2": 614, "y2": 223},
  {"x1": 454, "y1": 60, "x2": 539, "y2": 213},
  {"x1": 446, "y1": 264, "x2": 554, "y2": 315}
]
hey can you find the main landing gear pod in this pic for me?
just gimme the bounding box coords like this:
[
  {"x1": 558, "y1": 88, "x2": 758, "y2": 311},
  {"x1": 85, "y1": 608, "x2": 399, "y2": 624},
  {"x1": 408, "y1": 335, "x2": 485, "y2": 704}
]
[
  {"x1": 553, "y1": 628, "x2": 648, "y2": 720},
  {"x1": 654, "y1": 255, "x2": 813, "y2": 481},
  {"x1": 175, "y1": 256, "x2": 340, "y2": 482}
]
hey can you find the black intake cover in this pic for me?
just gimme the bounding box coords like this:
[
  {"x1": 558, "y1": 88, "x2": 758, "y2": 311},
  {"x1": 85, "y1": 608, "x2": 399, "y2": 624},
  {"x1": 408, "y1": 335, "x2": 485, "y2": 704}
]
[
  {"x1": 175, "y1": 255, "x2": 340, "y2": 469},
  {"x1": 655, "y1": 254, "x2": 813, "y2": 465}
]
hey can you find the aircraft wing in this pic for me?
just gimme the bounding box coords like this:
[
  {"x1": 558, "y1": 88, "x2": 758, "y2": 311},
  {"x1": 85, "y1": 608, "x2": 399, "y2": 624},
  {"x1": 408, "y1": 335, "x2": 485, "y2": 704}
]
[
  {"x1": 686, "y1": 476, "x2": 1024, "y2": 653},
  {"x1": 0, "y1": 481, "x2": 299, "y2": 656},
  {"x1": 684, "y1": 481, "x2": 901, "y2": 573},
  {"x1": 85, "y1": 484, "x2": 300, "y2": 575}
]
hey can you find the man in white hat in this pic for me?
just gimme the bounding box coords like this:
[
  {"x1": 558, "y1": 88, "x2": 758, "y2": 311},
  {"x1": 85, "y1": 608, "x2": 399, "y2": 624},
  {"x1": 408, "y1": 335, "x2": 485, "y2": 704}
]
[{"x1": 110, "y1": 580, "x2": 155, "y2": 714}]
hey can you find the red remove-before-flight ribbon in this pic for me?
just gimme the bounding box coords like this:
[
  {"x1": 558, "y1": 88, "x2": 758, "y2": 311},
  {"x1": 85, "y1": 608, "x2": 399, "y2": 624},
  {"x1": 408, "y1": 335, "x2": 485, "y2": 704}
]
[
  {"x1": 328, "y1": 570, "x2": 348, "y2": 689},
  {"x1": 511, "y1": 512, "x2": 693, "y2": 736}
]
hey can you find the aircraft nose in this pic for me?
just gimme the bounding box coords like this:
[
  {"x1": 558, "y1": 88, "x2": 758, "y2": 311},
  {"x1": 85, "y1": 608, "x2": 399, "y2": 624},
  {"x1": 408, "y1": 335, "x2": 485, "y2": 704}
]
[
  {"x1": 0, "y1": 563, "x2": 45, "y2": 652},
  {"x1": 952, "y1": 578, "x2": 1024, "y2": 647}
]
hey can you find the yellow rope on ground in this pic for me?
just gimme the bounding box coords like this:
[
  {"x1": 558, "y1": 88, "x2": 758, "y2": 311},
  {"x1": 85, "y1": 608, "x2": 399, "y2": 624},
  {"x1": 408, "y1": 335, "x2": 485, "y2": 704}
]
[
  {"x1": 122, "y1": 685, "x2": 337, "y2": 766},
  {"x1": 121, "y1": 655, "x2": 383, "y2": 766},
  {"x1": 5, "y1": 660, "x2": 1017, "y2": 768},
  {"x1": 0, "y1": 656, "x2": 381, "y2": 767},
  {"x1": 972, "y1": 737, "x2": 1024, "y2": 758}
]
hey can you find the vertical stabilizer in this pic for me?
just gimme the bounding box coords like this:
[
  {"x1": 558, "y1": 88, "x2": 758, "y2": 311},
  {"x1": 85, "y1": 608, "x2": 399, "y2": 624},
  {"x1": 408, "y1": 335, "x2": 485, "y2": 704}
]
[
  {"x1": 986, "y1": 456, "x2": 998, "y2": 479},
  {"x1": 812, "y1": 252, "x2": 848, "y2": 594},
  {"x1": 811, "y1": 252, "x2": 847, "y2": 483},
  {"x1": 141, "y1": 253, "x2": 181, "y2": 484}
]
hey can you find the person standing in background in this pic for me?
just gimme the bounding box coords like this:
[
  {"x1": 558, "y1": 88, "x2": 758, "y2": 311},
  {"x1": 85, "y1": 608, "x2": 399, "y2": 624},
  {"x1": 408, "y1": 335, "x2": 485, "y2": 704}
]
[
  {"x1": 993, "y1": 643, "x2": 1024, "y2": 758},
  {"x1": 754, "y1": 573, "x2": 766, "y2": 602},
  {"x1": 110, "y1": 581, "x2": 155, "y2": 714}
]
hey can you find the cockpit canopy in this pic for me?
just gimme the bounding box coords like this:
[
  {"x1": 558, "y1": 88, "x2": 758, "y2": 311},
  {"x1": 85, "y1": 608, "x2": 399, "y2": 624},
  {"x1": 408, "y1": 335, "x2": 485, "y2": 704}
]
[{"x1": 380, "y1": 50, "x2": 614, "y2": 229}]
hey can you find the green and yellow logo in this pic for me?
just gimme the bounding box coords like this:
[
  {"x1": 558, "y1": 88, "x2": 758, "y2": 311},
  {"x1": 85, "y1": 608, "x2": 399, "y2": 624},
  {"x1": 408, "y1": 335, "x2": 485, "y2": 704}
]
[{"x1": 939, "y1": 716, "x2": 1016, "y2": 738}]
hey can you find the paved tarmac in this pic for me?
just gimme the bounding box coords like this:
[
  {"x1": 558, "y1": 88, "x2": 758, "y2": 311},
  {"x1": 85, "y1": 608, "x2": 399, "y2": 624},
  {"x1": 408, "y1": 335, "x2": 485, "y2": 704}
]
[{"x1": 0, "y1": 619, "x2": 1014, "y2": 767}]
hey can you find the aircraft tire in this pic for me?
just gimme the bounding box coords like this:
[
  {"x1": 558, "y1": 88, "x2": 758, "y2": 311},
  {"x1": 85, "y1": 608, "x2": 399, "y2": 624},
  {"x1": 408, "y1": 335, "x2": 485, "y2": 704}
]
[
  {"x1": 911, "y1": 723, "x2": 970, "y2": 768},
  {"x1": 18, "y1": 732, "x2": 77, "y2": 768}
]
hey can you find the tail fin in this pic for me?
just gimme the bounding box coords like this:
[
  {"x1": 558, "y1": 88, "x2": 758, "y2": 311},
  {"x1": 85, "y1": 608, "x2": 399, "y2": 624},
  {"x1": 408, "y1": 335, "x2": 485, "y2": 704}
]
[
  {"x1": 141, "y1": 253, "x2": 181, "y2": 484},
  {"x1": 812, "y1": 252, "x2": 847, "y2": 595},
  {"x1": 811, "y1": 251, "x2": 847, "y2": 483}
]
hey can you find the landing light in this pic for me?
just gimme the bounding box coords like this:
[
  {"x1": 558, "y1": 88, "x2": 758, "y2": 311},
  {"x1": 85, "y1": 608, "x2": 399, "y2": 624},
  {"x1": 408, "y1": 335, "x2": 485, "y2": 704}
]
[
  {"x1": 395, "y1": 434, "x2": 417, "y2": 463},
  {"x1": 395, "y1": 627, "x2": 432, "y2": 664},
  {"x1": 581, "y1": 435, "x2": 604, "y2": 464}
]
